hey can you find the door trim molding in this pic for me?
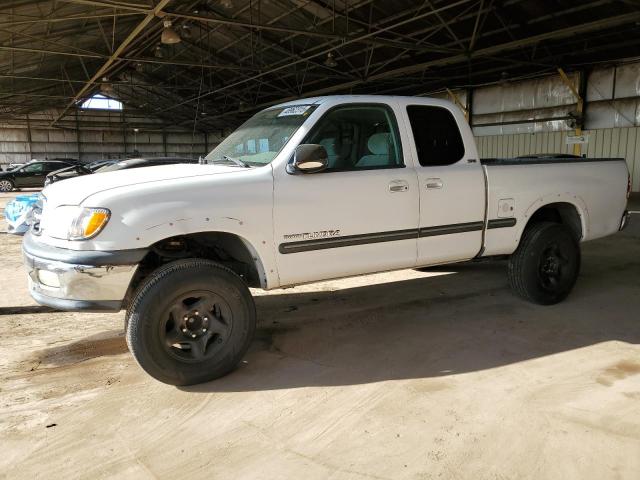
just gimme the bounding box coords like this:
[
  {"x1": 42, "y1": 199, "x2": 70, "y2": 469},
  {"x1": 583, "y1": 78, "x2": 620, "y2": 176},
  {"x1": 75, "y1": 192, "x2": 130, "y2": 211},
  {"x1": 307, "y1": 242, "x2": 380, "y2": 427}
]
[
  {"x1": 418, "y1": 221, "x2": 484, "y2": 237},
  {"x1": 279, "y1": 218, "x2": 519, "y2": 254},
  {"x1": 487, "y1": 218, "x2": 517, "y2": 229},
  {"x1": 279, "y1": 229, "x2": 416, "y2": 254}
]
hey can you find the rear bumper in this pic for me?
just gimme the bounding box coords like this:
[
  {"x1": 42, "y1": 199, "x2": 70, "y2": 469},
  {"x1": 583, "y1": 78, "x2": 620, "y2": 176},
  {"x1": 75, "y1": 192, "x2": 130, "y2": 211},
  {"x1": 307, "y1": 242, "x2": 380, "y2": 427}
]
[
  {"x1": 22, "y1": 232, "x2": 147, "y2": 312},
  {"x1": 620, "y1": 210, "x2": 630, "y2": 231}
]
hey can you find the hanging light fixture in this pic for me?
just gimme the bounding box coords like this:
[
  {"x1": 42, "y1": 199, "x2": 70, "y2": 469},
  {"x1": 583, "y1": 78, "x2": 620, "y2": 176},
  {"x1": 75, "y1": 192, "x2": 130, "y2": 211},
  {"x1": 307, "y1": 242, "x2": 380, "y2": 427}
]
[
  {"x1": 324, "y1": 52, "x2": 338, "y2": 68},
  {"x1": 161, "y1": 20, "x2": 181, "y2": 44},
  {"x1": 100, "y1": 76, "x2": 114, "y2": 94},
  {"x1": 181, "y1": 24, "x2": 193, "y2": 40},
  {"x1": 154, "y1": 44, "x2": 164, "y2": 58}
]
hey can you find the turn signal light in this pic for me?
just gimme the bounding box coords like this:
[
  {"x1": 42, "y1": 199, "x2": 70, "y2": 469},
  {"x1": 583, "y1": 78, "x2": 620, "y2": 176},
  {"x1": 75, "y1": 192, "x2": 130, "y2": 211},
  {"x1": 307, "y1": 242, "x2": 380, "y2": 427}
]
[{"x1": 69, "y1": 208, "x2": 111, "y2": 240}]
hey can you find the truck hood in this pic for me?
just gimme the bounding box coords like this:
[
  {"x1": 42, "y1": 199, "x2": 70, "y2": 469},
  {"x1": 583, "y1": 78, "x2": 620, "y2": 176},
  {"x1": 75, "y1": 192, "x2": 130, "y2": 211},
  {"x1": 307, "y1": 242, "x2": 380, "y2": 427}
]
[{"x1": 42, "y1": 163, "x2": 244, "y2": 207}]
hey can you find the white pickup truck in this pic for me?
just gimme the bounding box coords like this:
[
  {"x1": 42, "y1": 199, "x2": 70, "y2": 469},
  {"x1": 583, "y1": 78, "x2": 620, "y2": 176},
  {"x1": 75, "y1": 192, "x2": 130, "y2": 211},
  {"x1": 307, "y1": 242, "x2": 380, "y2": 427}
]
[{"x1": 23, "y1": 95, "x2": 630, "y2": 385}]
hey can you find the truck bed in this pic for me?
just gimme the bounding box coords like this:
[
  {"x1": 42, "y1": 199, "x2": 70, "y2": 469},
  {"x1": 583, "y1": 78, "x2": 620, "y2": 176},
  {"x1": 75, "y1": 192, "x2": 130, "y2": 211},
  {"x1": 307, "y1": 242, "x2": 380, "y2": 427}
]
[{"x1": 479, "y1": 155, "x2": 629, "y2": 257}]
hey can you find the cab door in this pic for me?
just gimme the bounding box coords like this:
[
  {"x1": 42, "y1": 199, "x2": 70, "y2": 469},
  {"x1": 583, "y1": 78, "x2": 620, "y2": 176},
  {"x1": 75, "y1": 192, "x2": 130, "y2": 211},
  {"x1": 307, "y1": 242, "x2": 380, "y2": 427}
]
[
  {"x1": 273, "y1": 102, "x2": 419, "y2": 286},
  {"x1": 401, "y1": 102, "x2": 486, "y2": 265}
]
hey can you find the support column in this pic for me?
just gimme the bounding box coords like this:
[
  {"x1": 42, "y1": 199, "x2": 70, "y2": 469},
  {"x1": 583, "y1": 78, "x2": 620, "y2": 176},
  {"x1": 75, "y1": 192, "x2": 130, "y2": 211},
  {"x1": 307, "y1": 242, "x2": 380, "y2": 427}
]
[
  {"x1": 121, "y1": 110, "x2": 127, "y2": 158},
  {"x1": 466, "y1": 87, "x2": 474, "y2": 127},
  {"x1": 25, "y1": 113, "x2": 33, "y2": 160},
  {"x1": 74, "y1": 110, "x2": 82, "y2": 161},
  {"x1": 162, "y1": 128, "x2": 168, "y2": 156}
]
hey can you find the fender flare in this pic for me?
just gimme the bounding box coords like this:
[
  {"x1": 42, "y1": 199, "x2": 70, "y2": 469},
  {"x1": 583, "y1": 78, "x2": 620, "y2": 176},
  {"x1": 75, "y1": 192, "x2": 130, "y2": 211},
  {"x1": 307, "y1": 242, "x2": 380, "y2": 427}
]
[
  {"x1": 519, "y1": 193, "x2": 589, "y2": 241},
  {"x1": 136, "y1": 215, "x2": 277, "y2": 289}
]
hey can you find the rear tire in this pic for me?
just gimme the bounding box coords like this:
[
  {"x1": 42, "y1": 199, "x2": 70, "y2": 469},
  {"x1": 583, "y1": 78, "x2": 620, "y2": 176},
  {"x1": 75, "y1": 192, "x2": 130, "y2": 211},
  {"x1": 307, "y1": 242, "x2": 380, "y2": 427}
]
[
  {"x1": 0, "y1": 179, "x2": 14, "y2": 192},
  {"x1": 126, "y1": 259, "x2": 256, "y2": 386},
  {"x1": 508, "y1": 222, "x2": 580, "y2": 305}
]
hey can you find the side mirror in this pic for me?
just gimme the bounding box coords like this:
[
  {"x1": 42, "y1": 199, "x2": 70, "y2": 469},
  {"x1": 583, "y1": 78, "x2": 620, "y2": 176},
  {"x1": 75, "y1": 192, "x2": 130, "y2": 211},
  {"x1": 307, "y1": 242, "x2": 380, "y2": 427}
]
[{"x1": 287, "y1": 144, "x2": 328, "y2": 174}]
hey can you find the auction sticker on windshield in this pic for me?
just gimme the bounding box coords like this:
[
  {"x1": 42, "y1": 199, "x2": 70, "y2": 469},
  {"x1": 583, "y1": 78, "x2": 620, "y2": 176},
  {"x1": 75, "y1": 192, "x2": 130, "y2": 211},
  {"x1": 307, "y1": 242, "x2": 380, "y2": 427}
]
[{"x1": 278, "y1": 105, "x2": 313, "y2": 117}]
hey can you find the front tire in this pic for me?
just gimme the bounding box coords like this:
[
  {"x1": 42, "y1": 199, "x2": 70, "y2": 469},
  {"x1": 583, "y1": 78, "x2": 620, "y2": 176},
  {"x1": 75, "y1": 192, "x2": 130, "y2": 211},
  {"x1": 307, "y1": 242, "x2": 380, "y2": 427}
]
[
  {"x1": 508, "y1": 222, "x2": 580, "y2": 305},
  {"x1": 126, "y1": 259, "x2": 256, "y2": 386},
  {"x1": 0, "y1": 179, "x2": 14, "y2": 192}
]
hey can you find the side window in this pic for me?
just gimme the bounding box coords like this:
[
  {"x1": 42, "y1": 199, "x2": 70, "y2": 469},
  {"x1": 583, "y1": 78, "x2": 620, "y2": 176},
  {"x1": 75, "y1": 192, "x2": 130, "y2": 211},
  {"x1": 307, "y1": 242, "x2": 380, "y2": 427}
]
[
  {"x1": 406, "y1": 105, "x2": 465, "y2": 166},
  {"x1": 23, "y1": 163, "x2": 44, "y2": 173},
  {"x1": 43, "y1": 162, "x2": 62, "y2": 172},
  {"x1": 305, "y1": 105, "x2": 403, "y2": 171}
]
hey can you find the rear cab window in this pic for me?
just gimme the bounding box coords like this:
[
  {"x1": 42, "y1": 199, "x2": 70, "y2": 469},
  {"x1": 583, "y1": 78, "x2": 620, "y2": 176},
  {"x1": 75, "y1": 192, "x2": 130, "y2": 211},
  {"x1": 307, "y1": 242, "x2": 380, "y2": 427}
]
[{"x1": 406, "y1": 105, "x2": 465, "y2": 166}]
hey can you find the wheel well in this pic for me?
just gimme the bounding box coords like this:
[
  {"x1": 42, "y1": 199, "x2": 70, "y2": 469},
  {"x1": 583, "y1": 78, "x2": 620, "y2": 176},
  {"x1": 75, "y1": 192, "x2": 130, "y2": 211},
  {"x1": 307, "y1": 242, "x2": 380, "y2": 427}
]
[
  {"x1": 526, "y1": 202, "x2": 582, "y2": 241},
  {"x1": 126, "y1": 232, "x2": 263, "y2": 304}
]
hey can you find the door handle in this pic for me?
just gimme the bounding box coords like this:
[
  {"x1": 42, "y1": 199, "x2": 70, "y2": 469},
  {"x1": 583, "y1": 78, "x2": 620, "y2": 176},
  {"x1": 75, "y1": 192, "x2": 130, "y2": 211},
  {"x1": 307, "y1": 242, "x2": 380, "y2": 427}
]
[
  {"x1": 389, "y1": 180, "x2": 409, "y2": 193},
  {"x1": 426, "y1": 178, "x2": 443, "y2": 189}
]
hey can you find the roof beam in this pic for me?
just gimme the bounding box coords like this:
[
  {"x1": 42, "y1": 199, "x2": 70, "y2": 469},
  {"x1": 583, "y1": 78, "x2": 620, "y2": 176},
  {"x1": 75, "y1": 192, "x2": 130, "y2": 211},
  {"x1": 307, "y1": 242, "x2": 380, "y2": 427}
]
[
  {"x1": 202, "y1": 11, "x2": 640, "y2": 121},
  {"x1": 258, "y1": 1, "x2": 633, "y2": 97},
  {"x1": 156, "y1": 0, "x2": 476, "y2": 114},
  {"x1": 59, "y1": 0, "x2": 441, "y2": 49},
  {"x1": 0, "y1": 44, "x2": 251, "y2": 70},
  {"x1": 56, "y1": 0, "x2": 149, "y2": 12},
  {"x1": 0, "y1": 12, "x2": 141, "y2": 28},
  {"x1": 51, "y1": 0, "x2": 173, "y2": 126}
]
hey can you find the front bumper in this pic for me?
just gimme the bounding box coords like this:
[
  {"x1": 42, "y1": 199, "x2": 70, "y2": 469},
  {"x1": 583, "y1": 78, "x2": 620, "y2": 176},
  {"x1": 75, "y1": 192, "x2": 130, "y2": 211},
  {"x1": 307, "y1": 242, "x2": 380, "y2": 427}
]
[{"x1": 23, "y1": 232, "x2": 148, "y2": 312}]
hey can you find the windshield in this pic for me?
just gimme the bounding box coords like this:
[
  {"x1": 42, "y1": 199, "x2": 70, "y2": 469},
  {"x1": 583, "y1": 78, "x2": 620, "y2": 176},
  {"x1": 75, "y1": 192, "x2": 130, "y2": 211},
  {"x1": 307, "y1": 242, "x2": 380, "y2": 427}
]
[
  {"x1": 95, "y1": 160, "x2": 134, "y2": 173},
  {"x1": 88, "y1": 160, "x2": 113, "y2": 171},
  {"x1": 204, "y1": 104, "x2": 317, "y2": 167}
]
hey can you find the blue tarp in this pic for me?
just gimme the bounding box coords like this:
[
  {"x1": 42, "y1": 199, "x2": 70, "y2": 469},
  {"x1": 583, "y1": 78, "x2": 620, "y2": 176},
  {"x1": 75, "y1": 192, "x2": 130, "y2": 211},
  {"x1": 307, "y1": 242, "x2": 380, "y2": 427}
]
[{"x1": 4, "y1": 193, "x2": 40, "y2": 235}]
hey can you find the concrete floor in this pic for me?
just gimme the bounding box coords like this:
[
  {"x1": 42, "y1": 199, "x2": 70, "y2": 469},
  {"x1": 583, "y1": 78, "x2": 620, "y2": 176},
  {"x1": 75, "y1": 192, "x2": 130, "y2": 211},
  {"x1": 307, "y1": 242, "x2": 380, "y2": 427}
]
[{"x1": 1, "y1": 190, "x2": 639, "y2": 480}]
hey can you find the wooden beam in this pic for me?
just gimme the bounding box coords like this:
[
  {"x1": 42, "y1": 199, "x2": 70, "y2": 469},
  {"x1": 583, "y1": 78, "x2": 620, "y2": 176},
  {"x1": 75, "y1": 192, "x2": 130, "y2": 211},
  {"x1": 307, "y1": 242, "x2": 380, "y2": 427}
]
[
  {"x1": 557, "y1": 68, "x2": 584, "y2": 156},
  {"x1": 446, "y1": 87, "x2": 468, "y2": 121}
]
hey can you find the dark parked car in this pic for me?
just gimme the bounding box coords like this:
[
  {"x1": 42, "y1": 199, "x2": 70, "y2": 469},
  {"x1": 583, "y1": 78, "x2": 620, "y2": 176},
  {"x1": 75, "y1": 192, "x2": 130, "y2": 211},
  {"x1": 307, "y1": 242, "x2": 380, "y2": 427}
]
[
  {"x1": 44, "y1": 156, "x2": 197, "y2": 186},
  {"x1": 96, "y1": 156, "x2": 198, "y2": 172},
  {"x1": 44, "y1": 159, "x2": 117, "y2": 186},
  {"x1": 0, "y1": 160, "x2": 77, "y2": 192}
]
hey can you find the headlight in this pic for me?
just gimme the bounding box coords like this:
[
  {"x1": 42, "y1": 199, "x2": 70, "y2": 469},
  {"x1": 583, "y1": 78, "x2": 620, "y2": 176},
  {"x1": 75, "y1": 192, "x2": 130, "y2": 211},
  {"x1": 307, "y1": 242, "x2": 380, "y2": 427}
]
[
  {"x1": 68, "y1": 207, "x2": 110, "y2": 240},
  {"x1": 47, "y1": 206, "x2": 111, "y2": 240}
]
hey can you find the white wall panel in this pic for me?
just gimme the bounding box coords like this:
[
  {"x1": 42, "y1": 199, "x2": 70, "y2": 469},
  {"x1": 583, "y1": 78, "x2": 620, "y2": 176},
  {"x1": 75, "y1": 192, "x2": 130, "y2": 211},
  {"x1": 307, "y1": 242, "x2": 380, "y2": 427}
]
[{"x1": 614, "y1": 63, "x2": 640, "y2": 99}]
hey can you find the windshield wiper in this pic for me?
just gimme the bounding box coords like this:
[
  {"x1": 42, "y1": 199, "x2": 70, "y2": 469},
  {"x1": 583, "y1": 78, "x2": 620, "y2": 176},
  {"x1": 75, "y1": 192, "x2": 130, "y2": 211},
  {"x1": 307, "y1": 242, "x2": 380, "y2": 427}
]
[{"x1": 222, "y1": 155, "x2": 251, "y2": 168}]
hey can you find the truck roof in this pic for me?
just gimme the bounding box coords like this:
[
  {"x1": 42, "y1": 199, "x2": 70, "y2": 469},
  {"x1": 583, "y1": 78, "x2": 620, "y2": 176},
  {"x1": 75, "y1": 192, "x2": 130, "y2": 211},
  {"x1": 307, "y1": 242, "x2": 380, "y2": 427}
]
[{"x1": 272, "y1": 94, "x2": 452, "y2": 109}]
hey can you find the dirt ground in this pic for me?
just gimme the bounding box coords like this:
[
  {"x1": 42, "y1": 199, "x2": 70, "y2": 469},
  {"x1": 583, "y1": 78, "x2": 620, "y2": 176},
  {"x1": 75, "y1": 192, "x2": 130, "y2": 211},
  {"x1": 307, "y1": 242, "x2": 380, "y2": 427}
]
[{"x1": 1, "y1": 190, "x2": 639, "y2": 480}]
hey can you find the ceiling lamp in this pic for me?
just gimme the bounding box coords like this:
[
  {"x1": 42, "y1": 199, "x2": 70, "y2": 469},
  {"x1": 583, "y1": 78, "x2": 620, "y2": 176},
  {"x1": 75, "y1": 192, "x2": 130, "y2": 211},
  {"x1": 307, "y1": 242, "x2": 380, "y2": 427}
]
[
  {"x1": 181, "y1": 24, "x2": 193, "y2": 40},
  {"x1": 324, "y1": 52, "x2": 337, "y2": 68},
  {"x1": 161, "y1": 20, "x2": 181, "y2": 44},
  {"x1": 100, "y1": 77, "x2": 114, "y2": 94},
  {"x1": 154, "y1": 44, "x2": 164, "y2": 58}
]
